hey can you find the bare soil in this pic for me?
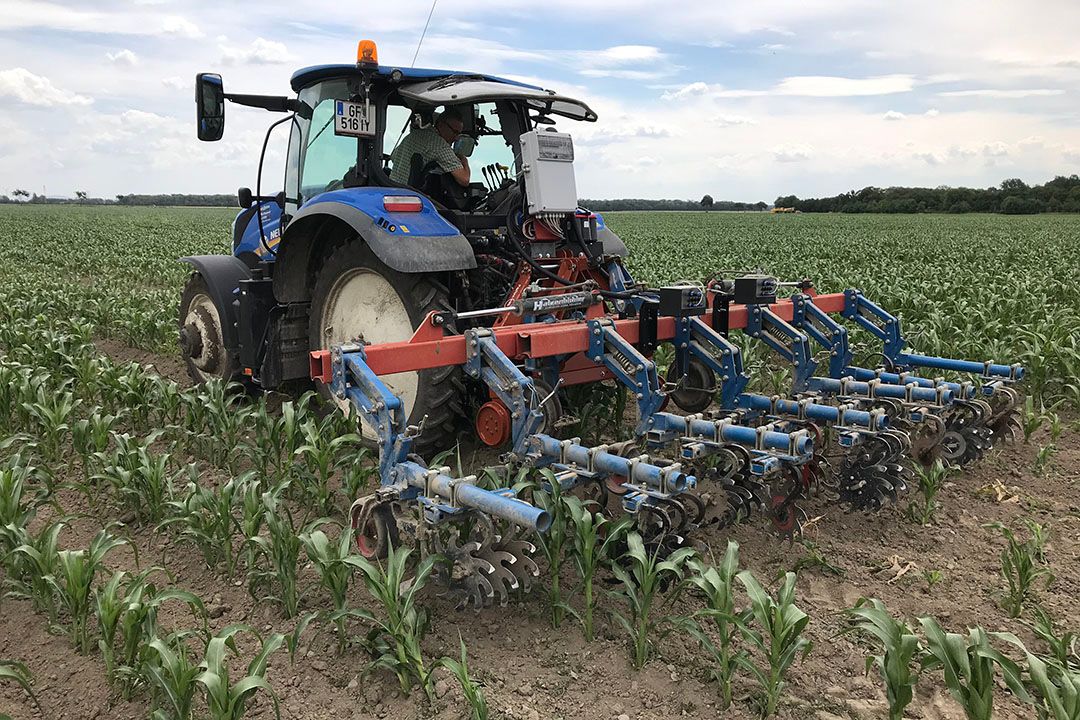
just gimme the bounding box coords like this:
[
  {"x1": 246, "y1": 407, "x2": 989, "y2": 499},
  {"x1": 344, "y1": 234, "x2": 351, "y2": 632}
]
[{"x1": 3, "y1": 344, "x2": 1077, "y2": 720}]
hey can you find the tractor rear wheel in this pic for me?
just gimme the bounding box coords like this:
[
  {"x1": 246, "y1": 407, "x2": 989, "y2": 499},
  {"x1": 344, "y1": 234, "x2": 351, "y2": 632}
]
[
  {"x1": 309, "y1": 240, "x2": 464, "y2": 456},
  {"x1": 178, "y1": 272, "x2": 241, "y2": 385}
]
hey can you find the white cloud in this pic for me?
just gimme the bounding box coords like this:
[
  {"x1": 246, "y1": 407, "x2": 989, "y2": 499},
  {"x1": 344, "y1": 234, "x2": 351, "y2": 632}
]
[
  {"x1": 161, "y1": 15, "x2": 202, "y2": 38},
  {"x1": 774, "y1": 74, "x2": 916, "y2": 96},
  {"x1": 883, "y1": 110, "x2": 906, "y2": 121},
  {"x1": 759, "y1": 43, "x2": 787, "y2": 51},
  {"x1": 661, "y1": 82, "x2": 710, "y2": 100},
  {"x1": 576, "y1": 45, "x2": 676, "y2": 80},
  {"x1": 982, "y1": 142, "x2": 1009, "y2": 157},
  {"x1": 772, "y1": 145, "x2": 812, "y2": 163},
  {"x1": 938, "y1": 88, "x2": 1065, "y2": 98},
  {"x1": 161, "y1": 76, "x2": 187, "y2": 90},
  {"x1": 105, "y1": 49, "x2": 138, "y2": 66},
  {"x1": 1064, "y1": 150, "x2": 1080, "y2": 164},
  {"x1": 220, "y1": 38, "x2": 294, "y2": 65},
  {"x1": 0, "y1": 68, "x2": 91, "y2": 107},
  {"x1": 925, "y1": 108, "x2": 940, "y2": 117},
  {"x1": 713, "y1": 114, "x2": 757, "y2": 127}
]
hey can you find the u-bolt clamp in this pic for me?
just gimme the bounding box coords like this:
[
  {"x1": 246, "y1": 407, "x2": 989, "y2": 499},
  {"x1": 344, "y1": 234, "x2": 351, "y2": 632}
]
[
  {"x1": 755, "y1": 425, "x2": 768, "y2": 451},
  {"x1": 788, "y1": 428, "x2": 808, "y2": 456},
  {"x1": 904, "y1": 382, "x2": 917, "y2": 403},
  {"x1": 559, "y1": 439, "x2": 575, "y2": 465},
  {"x1": 446, "y1": 475, "x2": 477, "y2": 508},
  {"x1": 587, "y1": 444, "x2": 608, "y2": 474}
]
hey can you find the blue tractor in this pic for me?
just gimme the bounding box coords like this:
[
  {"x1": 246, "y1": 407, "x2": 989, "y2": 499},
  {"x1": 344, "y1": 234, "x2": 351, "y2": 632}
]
[{"x1": 183, "y1": 39, "x2": 626, "y2": 457}]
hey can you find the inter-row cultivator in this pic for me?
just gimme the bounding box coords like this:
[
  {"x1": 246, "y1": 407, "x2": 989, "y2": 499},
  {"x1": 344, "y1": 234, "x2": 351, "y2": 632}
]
[{"x1": 185, "y1": 40, "x2": 1025, "y2": 607}]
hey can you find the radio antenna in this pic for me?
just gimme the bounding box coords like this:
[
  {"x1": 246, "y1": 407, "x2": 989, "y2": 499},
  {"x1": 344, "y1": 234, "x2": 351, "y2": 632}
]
[{"x1": 410, "y1": 0, "x2": 439, "y2": 67}]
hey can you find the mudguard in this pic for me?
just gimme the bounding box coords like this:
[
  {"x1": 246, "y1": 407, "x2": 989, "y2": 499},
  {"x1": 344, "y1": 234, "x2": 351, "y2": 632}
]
[
  {"x1": 179, "y1": 255, "x2": 251, "y2": 350},
  {"x1": 594, "y1": 213, "x2": 627, "y2": 257},
  {"x1": 285, "y1": 188, "x2": 477, "y2": 274}
]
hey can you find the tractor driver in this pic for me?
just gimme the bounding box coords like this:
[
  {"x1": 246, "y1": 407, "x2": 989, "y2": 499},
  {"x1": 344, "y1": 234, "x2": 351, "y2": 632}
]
[{"x1": 389, "y1": 108, "x2": 471, "y2": 189}]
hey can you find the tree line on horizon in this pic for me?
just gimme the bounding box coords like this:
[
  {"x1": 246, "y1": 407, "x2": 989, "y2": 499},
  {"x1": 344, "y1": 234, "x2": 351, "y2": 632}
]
[{"x1": 2, "y1": 174, "x2": 1078, "y2": 214}]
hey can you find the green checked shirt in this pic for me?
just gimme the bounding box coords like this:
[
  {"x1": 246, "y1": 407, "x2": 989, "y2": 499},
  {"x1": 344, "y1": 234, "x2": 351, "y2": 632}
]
[{"x1": 389, "y1": 125, "x2": 462, "y2": 185}]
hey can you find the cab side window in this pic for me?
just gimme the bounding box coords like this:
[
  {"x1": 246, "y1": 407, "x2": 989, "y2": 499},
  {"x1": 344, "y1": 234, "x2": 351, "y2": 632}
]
[{"x1": 300, "y1": 98, "x2": 358, "y2": 197}]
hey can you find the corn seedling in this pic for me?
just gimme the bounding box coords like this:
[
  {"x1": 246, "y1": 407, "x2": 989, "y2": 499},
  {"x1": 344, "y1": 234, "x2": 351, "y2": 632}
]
[
  {"x1": 906, "y1": 459, "x2": 952, "y2": 526},
  {"x1": 1022, "y1": 396, "x2": 1048, "y2": 443},
  {"x1": 845, "y1": 598, "x2": 923, "y2": 720},
  {"x1": 200, "y1": 380, "x2": 252, "y2": 473},
  {"x1": 8, "y1": 519, "x2": 67, "y2": 619},
  {"x1": 298, "y1": 520, "x2": 356, "y2": 651},
  {"x1": 791, "y1": 539, "x2": 845, "y2": 577},
  {"x1": 144, "y1": 634, "x2": 203, "y2": 720},
  {"x1": 734, "y1": 570, "x2": 813, "y2": 718},
  {"x1": 1035, "y1": 445, "x2": 1058, "y2": 476},
  {"x1": 116, "y1": 583, "x2": 208, "y2": 699},
  {"x1": 1028, "y1": 606, "x2": 1079, "y2": 671},
  {"x1": 922, "y1": 568, "x2": 945, "y2": 594},
  {"x1": 672, "y1": 541, "x2": 743, "y2": 709},
  {"x1": 70, "y1": 410, "x2": 119, "y2": 483},
  {"x1": 21, "y1": 387, "x2": 79, "y2": 462},
  {"x1": 196, "y1": 625, "x2": 284, "y2": 720},
  {"x1": 1025, "y1": 519, "x2": 1052, "y2": 564},
  {"x1": 984, "y1": 521, "x2": 1054, "y2": 618},
  {"x1": 437, "y1": 635, "x2": 489, "y2": 720},
  {"x1": 348, "y1": 543, "x2": 438, "y2": 699},
  {"x1": 918, "y1": 619, "x2": 1031, "y2": 720},
  {"x1": 292, "y1": 415, "x2": 361, "y2": 512},
  {"x1": 532, "y1": 471, "x2": 570, "y2": 629},
  {"x1": 562, "y1": 494, "x2": 630, "y2": 642},
  {"x1": 1024, "y1": 649, "x2": 1080, "y2": 720},
  {"x1": 0, "y1": 660, "x2": 43, "y2": 716},
  {"x1": 0, "y1": 455, "x2": 44, "y2": 550},
  {"x1": 163, "y1": 479, "x2": 241, "y2": 576},
  {"x1": 283, "y1": 611, "x2": 318, "y2": 665},
  {"x1": 238, "y1": 474, "x2": 266, "y2": 572},
  {"x1": 247, "y1": 494, "x2": 301, "y2": 618},
  {"x1": 46, "y1": 525, "x2": 129, "y2": 653},
  {"x1": 608, "y1": 531, "x2": 695, "y2": 670}
]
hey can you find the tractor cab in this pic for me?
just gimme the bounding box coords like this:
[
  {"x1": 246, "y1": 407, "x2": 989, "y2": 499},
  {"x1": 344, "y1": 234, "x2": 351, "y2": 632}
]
[{"x1": 196, "y1": 40, "x2": 603, "y2": 259}]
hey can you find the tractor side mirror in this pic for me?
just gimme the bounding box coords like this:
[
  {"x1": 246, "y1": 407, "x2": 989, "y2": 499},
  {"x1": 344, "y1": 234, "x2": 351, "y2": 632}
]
[
  {"x1": 196, "y1": 73, "x2": 225, "y2": 141},
  {"x1": 237, "y1": 187, "x2": 253, "y2": 209}
]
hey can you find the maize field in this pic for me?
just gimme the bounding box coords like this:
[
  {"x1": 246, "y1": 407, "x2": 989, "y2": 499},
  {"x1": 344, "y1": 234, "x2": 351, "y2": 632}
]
[{"x1": 0, "y1": 204, "x2": 1078, "y2": 720}]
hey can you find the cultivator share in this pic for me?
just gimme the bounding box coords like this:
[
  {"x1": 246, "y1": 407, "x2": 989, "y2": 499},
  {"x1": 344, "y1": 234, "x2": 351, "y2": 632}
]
[{"x1": 183, "y1": 40, "x2": 1025, "y2": 607}]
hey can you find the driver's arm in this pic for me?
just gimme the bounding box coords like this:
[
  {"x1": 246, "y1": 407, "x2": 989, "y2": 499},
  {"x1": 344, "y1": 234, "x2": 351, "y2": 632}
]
[{"x1": 450, "y1": 155, "x2": 470, "y2": 187}]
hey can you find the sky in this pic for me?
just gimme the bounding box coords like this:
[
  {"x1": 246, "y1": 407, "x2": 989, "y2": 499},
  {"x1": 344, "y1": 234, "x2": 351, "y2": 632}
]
[{"x1": 1, "y1": 0, "x2": 1078, "y2": 202}]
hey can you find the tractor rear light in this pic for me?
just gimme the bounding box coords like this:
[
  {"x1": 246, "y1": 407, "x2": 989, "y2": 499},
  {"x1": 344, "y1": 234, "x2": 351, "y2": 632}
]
[{"x1": 383, "y1": 196, "x2": 423, "y2": 212}]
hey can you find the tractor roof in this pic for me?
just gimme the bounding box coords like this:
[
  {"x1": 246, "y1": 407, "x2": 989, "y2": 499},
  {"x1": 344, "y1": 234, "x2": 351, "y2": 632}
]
[
  {"x1": 290, "y1": 64, "x2": 541, "y2": 93},
  {"x1": 289, "y1": 64, "x2": 598, "y2": 121}
]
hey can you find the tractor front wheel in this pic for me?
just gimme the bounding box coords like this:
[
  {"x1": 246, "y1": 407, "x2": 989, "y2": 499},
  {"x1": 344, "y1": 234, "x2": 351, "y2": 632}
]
[
  {"x1": 308, "y1": 240, "x2": 463, "y2": 456},
  {"x1": 178, "y1": 272, "x2": 241, "y2": 385}
]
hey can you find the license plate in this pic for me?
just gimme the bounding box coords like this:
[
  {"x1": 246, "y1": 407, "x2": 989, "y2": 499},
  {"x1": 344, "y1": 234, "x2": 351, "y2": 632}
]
[{"x1": 334, "y1": 99, "x2": 374, "y2": 137}]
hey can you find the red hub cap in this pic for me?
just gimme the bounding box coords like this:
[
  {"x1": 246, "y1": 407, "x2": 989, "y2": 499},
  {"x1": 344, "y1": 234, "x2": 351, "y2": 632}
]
[{"x1": 476, "y1": 400, "x2": 512, "y2": 447}]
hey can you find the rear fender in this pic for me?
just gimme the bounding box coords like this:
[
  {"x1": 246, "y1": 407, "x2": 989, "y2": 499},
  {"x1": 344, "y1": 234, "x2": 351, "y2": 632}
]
[
  {"x1": 179, "y1": 255, "x2": 251, "y2": 350},
  {"x1": 274, "y1": 188, "x2": 476, "y2": 302}
]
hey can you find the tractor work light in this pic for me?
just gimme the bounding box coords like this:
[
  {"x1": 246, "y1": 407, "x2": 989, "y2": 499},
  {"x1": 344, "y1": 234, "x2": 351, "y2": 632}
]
[
  {"x1": 357, "y1": 39, "x2": 378, "y2": 66},
  {"x1": 383, "y1": 196, "x2": 423, "y2": 212}
]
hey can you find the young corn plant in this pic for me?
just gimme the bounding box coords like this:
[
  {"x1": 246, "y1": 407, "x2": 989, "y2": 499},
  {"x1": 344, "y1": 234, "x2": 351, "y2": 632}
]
[
  {"x1": 21, "y1": 387, "x2": 79, "y2": 462},
  {"x1": 1027, "y1": 606, "x2": 1079, "y2": 671},
  {"x1": 349, "y1": 543, "x2": 438, "y2": 699},
  {"x1": 8, "y1": 519, "x2": 67, "y2": 619},
  {"x1": 70, "y1": 410, "x2": 119, "y2": 484},
  {"x1": 46, "y1": 526, "x2": 130, "y2": 653},
  {"x1": 984, "y1": 521, "x2": 1054, "y2": 618},
  {"x1": 196, "y1": 625, "x2": 284, "y2": 720},
  {"x1": 0, "y1": 660, "x2": 43, "y2": 716},
  {"x1": 144, "y1": 634, "x2": 203, "y2": 720},
  {"x1": 237, "y1": 474, "x2": 266, "y2": 573},
  {"x1": 906, "y1": 459, "x2": 952, "y2": 526},
  {"x1": 298, "y1": 520, "x2": 356, "y2": 652},
  {"x1": 163, "y1": 479, "x2": 241, "y2": 576},
  {"x1": 1024, "y1": 649, "x2": 1080, "y2": 720},
  {"x1": 562, "y1": 494, "x2": 630, "y2": 642},
  {"x1": 918, "y1": 618, "x2": 1031, "y2": 720},
  {"x1": 247, "y1": 495, "x2": 301, "y2": 618},
  {"x1": 845, "y1": 598, "x2": 923, "y2": 720},
  {"x1": 672, "y1": 541, "x2": 743, "y2": 709},
  {"x1": 437, "y1": 635, "x2": 489, "y2": 720},
  {"x1": 532, "y1": 472, "x2": 570, "y2": 629},
  {"x1": 608, "y1": 531, "x2": 695, "y2": 670},
  {"x1": 0, "y1": 455, "x2": 44, "y2": 552},
  {"x1": 200, "y1": 380, "x2": 253, "y2": 473},
  {"x1": 292, "y1": 416, "x2": 362, "y2": 512},
  {"x1": 734, "y1": 570, "x2": 813, "y2": 718}
]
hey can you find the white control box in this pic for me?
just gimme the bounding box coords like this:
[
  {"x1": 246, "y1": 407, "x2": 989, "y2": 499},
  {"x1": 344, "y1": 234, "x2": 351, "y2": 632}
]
[{"x1": 520, "y1": 129, "x2": 578, "y2": 214}]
